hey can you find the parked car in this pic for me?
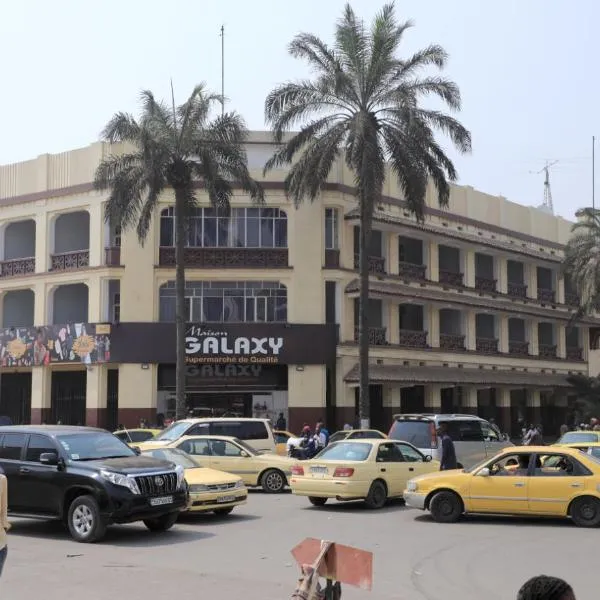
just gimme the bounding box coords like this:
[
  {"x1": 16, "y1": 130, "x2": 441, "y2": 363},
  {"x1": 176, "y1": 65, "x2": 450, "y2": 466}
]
[
  {"x1": 555, "y1": 431, "x2": 600, "y2": 445},
  {"x1": 0, "y1": 425, "x2": 188, "y2": 542},
  {"x1": 388, "y1": 414, "x2": 512, "y2": 469},
  {"x1": 137, "y1": 418, "x2": 276, "y2": 453},
  {"x1": 290, "y1": 439, "x2": 439, "y2": 509},
  {"x1": 327, "y1": 429, "x2": 388, "y2": 444},
  {"x1": 113, "y1": 428, "x2": 162, "y2": 444}
]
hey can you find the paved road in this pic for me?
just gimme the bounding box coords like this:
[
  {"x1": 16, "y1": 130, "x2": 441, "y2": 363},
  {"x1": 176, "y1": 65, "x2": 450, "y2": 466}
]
[{"x1": 1, "y1": 492, "x2": 596, "y2": 599}]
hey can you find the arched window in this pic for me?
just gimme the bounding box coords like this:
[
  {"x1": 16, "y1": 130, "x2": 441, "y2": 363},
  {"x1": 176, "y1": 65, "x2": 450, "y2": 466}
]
[
  {"x1": 159, "y1": 207, "x2": 287, "y2": 248},
  {"x1": 158, "y1": 280, "x2": 287, "y2": 323}
]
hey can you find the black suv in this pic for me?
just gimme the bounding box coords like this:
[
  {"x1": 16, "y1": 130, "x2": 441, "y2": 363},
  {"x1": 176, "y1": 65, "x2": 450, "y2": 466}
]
[{"x1": 0, "y1": 426, "x2": 188, "y2": 542}]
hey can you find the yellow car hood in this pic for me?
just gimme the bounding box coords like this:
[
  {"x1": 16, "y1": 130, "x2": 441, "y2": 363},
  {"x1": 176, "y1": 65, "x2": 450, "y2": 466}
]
[
  {"x1": 254, "y1": 453, "x2": 295, "y2": 467},
  {"x1": 185, "y1": 466, "x2": 242, "y2": 486},
  {"x1": 410, "y1": 467, "x2": 465, "y2": 484}
]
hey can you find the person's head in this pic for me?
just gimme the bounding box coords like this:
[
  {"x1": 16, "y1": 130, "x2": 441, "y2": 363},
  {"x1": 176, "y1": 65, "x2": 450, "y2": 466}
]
[
  {"x1": 302, "y1": 425, "x2": 311, "y2": 437},
  {"x1": 315, "y1": 423, "x2": 322, "y2": 433},
  {"x1": 506, "y1": 458, "x2": 518, "y2": 467},
  {"x1": 560, "y1": 424, "x2": 568, "y2": 434},
  {"x1": 517, "y1": 575, "x2": 575, "y2": 600},
  {"x1": 518, "y1": 455, "x2": 530, "y2": 469},
  {"x1": 278, "y1": 412, "x2": 284, "y2": 418},
  {"x1": 437, "y1": 423, "x2": 448, "y2": 436}
]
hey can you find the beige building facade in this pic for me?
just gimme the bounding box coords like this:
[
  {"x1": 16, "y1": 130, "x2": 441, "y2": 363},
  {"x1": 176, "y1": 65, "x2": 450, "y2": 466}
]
[{"x1": 0, "y1": 133, "x2": 593, "y2": 436}]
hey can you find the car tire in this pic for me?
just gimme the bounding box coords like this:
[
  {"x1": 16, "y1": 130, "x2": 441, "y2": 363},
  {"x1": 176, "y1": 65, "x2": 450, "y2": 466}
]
[
  {"x1": 308, "y1": 497, "x2": 328, "y2": 507},
  {"x1": 260, "y1": 469, "x2": 286, "y2": 493},
  {"x1": 364, "y1": 481, "x2": 387, "y2": 509},
  {"x1": 143, "y1": 511, "x2": 179, "y2": 532},
  {"x1": 570, "y1": 496, "x2": 600, "y2": 528},
  {"x1": 67, "y1": 495, "x2": 107, "y2": 543},
  {"x1": 213, "y1": 507, "x2": 234, "y2": 516},
  {"x1": 429, "y1": 491, "x2": 463, "y2": 523}
]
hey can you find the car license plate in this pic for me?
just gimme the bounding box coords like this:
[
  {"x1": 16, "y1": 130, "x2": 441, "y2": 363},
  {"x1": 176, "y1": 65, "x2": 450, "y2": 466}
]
[
  {"x1": 150, "y1": 496, "x2": 173, "y2": 507},
  {"x1": 216, "y1": 495, "x2": 234, "y2": 504},
  {"x1": 310, "y1": 466, "x2": 328, "y2": 478}
]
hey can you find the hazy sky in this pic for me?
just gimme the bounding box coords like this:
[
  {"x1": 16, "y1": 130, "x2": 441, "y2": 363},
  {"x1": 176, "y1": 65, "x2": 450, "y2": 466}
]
[{"x1": 1, "y1": 0, "x2": 596, "y2": 219}]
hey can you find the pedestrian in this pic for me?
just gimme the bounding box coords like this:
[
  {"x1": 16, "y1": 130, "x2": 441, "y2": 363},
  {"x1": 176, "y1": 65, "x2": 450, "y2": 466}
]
[
  {"x1": 0, "y1": 472, "x2": 9, "y2": 577},
  {"x1": 315, "y1": 420, "x2": 330, "y2": 447},
  {"x1": 517, "y1": 575, "x2": 575, "y2": 600},
  {"x1": 437, "y1": 423, "x2": 457, "y2": 471},
  {"x1": 559, "y1": 424, "x2": 569, "y2": 437},
  {"x1": 489, "y1": 418, "x2": 502, "y2": 439},
  {"x1": 276, "y1": 412, "x2": 286, "y2": 431}
]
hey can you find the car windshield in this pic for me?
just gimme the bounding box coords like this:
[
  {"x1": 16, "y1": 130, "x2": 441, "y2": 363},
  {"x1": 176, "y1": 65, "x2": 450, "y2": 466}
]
[
  {"x1": 314, "y1": 442, "x2": 372, "y2": 461},
  {"x1": 154, "y1": 421, "x2": 191, "y2": 441},
  {"x1": 232, "y1": 438, "x2": 258, "y2": 456},
  {"x1": 388, "y1": 420, "x2": 431, "y2": 447},
  {"x1": 557, "y1": 432, "x2": 599, "y2": 444},
  {"x1": 57, "y1": 432, "x2": 135, "y2": 461},
  {"x1": 142, "y1": 448, "x2": 200, "y2": 469}
]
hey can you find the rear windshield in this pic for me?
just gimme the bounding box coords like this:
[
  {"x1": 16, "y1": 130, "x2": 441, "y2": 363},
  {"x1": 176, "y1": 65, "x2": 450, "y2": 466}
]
[
  {"x1": 389, "y1": 421, "x2": 431, "y2": 447},
  {"x1": 315, "y1": 442, "x2": 372, "y2": 461},
  {"x1": 558, "y1": 432, "x2": 599, "y2": 444}
]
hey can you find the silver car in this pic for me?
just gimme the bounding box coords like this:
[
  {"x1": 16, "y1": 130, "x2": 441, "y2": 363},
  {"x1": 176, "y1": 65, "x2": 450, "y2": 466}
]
[{"x1": 388, "y1": 414, "x2": 513, "y2": 469}]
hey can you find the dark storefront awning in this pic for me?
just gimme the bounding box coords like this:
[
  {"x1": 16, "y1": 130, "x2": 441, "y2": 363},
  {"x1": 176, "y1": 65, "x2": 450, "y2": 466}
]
[{"x1": 343, "y1": 364, "x2": 573, "y2": 388}]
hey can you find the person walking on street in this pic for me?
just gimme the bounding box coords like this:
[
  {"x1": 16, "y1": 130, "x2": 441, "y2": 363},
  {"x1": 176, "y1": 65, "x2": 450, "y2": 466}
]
[
  {"x1": 275, "y1": 412, "x2": 286, "y2": 431},
  {"x1": 0, "y1": 472, "x2": 9, "y2": 577},
  {"x1": 437, "y1": 423, "x2": 458, "y2": 471}
]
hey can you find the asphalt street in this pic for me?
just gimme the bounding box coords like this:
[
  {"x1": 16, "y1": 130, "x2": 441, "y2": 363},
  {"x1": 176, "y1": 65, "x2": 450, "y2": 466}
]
[{"x1": 1, "y1": 492, "x2": 596, "y2": 599}]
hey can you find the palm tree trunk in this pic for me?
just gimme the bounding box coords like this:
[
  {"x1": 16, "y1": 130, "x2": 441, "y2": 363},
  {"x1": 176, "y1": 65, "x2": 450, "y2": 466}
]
[
  {"x1": 358, "y1": 203, "x2": 373, "y2": 428},
  {"x1": 174, "y1": 188, "x2": 187, "y2": 421}
]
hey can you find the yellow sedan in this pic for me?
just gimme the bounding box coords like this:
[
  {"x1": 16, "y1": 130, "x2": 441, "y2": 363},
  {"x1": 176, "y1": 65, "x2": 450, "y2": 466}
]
[
  {"x1": 141, "y1": 435, "x2": 295, "y2": 493},
  {"x1": 141, "y1": 447, "x2": 247, "y2": 516},
  {"x1": 404, "y1": 446, "x2": 600, "y2": 527},
  {"x1": 290, "y1": 439, "x2": 439, "y2": 509},
  {"x1": 555, "y1": 431, "x2": 600, "y2": 446},
  {"x1": 327, "y1": 429, "x2": 388, "y2": 444}
]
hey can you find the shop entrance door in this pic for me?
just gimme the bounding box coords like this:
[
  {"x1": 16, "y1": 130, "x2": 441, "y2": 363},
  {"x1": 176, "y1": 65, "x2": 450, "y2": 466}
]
[{"x1": 186, "y1": 393, "x2": 253, "y2": 418}]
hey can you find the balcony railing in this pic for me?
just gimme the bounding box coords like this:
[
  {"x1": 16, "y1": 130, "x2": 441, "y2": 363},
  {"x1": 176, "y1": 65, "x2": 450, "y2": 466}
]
[
  {"x1": 0, "y1": 257, "x2": 35, "y2": 278},
  {"x1": 105, "y1": 247, "x2": 121, "y2": 266},
  {"x1": 398, "y1": 329, "x2": 428, "y2": 348},
  {"x1": 440, "y1": 333, "x2": 466, "y2": 351},
  {"x1": 398, "y1": 261, "x2": 426, "y2": 281},
  {"x1": 508, "y1": 340, "x2": 529, "y2": 356},
  {"x1": 507, "y1": 282, "x2": 528, "y2": 299},
  {"x1": 475, "y1": 276, "x2": 497, "y2": 293},
  {"x1": 50, "y1": 250, "x2": 89, "y2": 272},
  {"x1": 566, "y1": 347, "x2": 583, "y2": 361},
  {"x1": 354, "y1": 326, "x2": 387, "y2": 346},
  {"x1": 538, "y1": 344, "x2": 557, "y2": 359},
  {"x1": 354, "y1": 254, "x2": 386, "y2": 275},
  {"x1": 439, "y1": 269, "x2": 464, "y2": 287},
  {"x1": 537, "y1": 288, "x2": 556, "y2": 304},
  {"x1": 324, "y1": 249, "x2": 340, "y2": 268},
  {"x1": 565, "y1": 291, "x2": 579, "y2": 308},
  {"x1": 476, "y1": 337, "x2": 498, "y2": 354},
  {"x1": 159, "y1": 247, "x2": 288, "y2": 268}
]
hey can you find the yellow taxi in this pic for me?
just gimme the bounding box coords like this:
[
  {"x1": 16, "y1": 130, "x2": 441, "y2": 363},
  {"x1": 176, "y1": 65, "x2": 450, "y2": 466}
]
[
  {"x1": 274, "y1": 430, "x2": 294, "y2": 456},
  {"x1": 555, "y1": 431, "x2": 600, "y2": 446},
  {"x1": 559, "y1": 443, "x2": 600, "y2": 460},
  {"x1": 404, "y1": 446, "x2": 600, "y2": 527},
  {"x1": 327, "y1": 429, "x2": 388, "y2": 444},
  {"x1": 114, "y1": 428, "x2": 162, "y2": 444},
  {"x1": 141, "y1": 447, "x2": 247, "y2": 516},
  {"x1": 290, "y1": 439, "x2": 439, "y2": 509},
  {"x1": 139, "y1": 435, "x2": 295, "y2": 493}
]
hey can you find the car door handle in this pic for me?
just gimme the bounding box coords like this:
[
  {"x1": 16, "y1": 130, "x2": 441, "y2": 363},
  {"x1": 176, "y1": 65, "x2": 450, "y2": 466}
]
[
  {"x1": 19, "y1": 467, "x2": 30, "y2": 474},
  {"x1": 380, "y1": 468, "x2": 386, "y2": 473},
  {"x1": 571, "y1": 483, "x2": 583, "y2": 488},
  {"x1": 409, "y1": 467, "x2": 414, "y2": 472},
  {"x1": 514, "y1": 482, "x2": 525, "y2": 487}
]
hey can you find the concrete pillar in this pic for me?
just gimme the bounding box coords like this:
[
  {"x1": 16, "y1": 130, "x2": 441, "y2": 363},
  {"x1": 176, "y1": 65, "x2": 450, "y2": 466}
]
[
  {"x1": 34, "y1": 212, "x2": 49, "y2": 274},
  {"x1": 463, "y1": 387, "x2": 478, "y2": 414},
  {"x1": 118, "y1": 363, "x2": 157, "y2": 427},
  {"x1": 428, "y1": 305, "x2": 440, "y2": 347},
  {"x1": 557, "y1": 323, "x2": 566, "y2": 358},
  {"x1": 499, "y1": 315, "x2": 509, "y2": 353},
  {"x1": 465, "y1": 310, "x2": 477, "y2": 351},
  {"x1": 464, "y1": 250, "x2": 476, "y2": 288},
  {"x1": 288, "y1": 365, "x2": 327, "y2": 432},
  {"x1": 498, "y1": 258, "x2": 508, "y2": 294},
  {"x1": 339, "y1": 220, "x2": 354, "y2": 271},
  {"x1": 88, "y1": 203, "x2": 104, "y2": 268},
  {"x1": 388, "y1": 233, "x2": 399, "y2": 276},
  {"x1": 428, "y1": 240, "x2": 439, "y2": 282},
  {"x1": 87, "y1": 275, "x2": 102, "y2": 322},
  {"x1": 582, "y1": 325, "x2": 590, "y2": 362},
  {"x1": 425, "y1": 384, "x2": 442, "y2": 411},
  {"x1": 33, "y1": 281, "x2": 48, "y2": 326},
  {"x1": 527, "y1": 389, "x2": 542, "y2": 428},
  {"x1": 530, "y1": 320, "x2": 539, "y2": 356},
  {"x1": 389, "y1": 303, "x2": 399, "y2": 344},
  {"x1": 526, "y1": 263, "x2": 537, "y2": 300},
  {"x1": 497, "y1": 388, "x2": 512, "y2": 436},
  {"x1": 86, "y1": 364, "x2": 108, "y2": 427},
  {"x1": 557, "y1": 276, "x2": 565, "y2": 305},
  {"x1": 31, "y1": 368, "x2": 52, "y2": 424},
  {"x1": 336, "y1": 380, "x2": 356, "y2": 429}
]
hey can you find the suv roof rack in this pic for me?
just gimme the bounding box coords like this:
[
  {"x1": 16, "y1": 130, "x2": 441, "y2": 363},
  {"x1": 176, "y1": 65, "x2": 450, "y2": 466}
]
[{"x1": 392, "y1": 413, "x2": 483, "y2": 420}]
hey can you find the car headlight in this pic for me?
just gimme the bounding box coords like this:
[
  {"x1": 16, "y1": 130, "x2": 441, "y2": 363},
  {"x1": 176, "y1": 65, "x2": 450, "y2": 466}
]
[
  {"x1": 407, "y1": 480, "x2": 419, "y2": 492},
  {"x1": 175, "y1": 465, "x2": 185, "y2": 490},
  {"x1": 100, "y1": 470, "x2": 140, "y2": 495},
  {"x1": 234, "y1": 479, "x2": 245, "y2": 489},
  {"x1": 189, "y1": 484, "x2": 210, "y2": 493}
]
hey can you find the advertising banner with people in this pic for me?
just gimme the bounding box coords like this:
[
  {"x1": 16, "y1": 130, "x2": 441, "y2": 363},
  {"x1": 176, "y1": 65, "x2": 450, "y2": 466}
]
[{"x1": 0, "y1": 323, "x2": 111, "y2": 367}]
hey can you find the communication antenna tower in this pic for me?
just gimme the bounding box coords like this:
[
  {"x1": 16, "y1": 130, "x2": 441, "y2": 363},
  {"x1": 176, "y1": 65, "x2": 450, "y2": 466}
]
[{"x1": 530, "y1": 160, "x2": 558, "y2": 214}]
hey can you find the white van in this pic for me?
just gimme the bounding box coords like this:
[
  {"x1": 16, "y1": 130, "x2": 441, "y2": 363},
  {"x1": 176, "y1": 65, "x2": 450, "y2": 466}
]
[{"x1": 148, "y1": 418, "x2": 276, "y2": 453}]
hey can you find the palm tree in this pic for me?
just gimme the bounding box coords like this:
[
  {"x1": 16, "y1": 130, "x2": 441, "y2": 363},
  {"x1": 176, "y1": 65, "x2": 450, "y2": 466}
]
[
  {"x1": 94, "y1": 85, "x2": 264, "y2": 420},
  {"x1": 563, "y1": 207, "x2": 600, "y2": 318},
  {"x1": 264, "y1": 3, "x2": 471, "y2": 426}
]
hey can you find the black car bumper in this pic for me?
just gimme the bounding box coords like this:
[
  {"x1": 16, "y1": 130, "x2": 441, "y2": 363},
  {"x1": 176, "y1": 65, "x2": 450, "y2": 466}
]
[{"x1": 103, "y1": 488, "x2": 188, "y2": 524}]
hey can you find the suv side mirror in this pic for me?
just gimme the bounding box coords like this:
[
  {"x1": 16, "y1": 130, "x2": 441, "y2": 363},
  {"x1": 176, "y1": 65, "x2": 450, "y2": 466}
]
[
  {"x1": 132, "y1": 446, "x2": 141, "y2": 455},
  {"x1": 477, "y1": 467, "x2": 490, "y2": 477},
  {"x1": 424, "y1": 455, "x2": 432, "y2": 462},
  {"x1": 240, "y1": 451, "x2": 249, "y2": 458},
  {"x1": 40, "y1": 452, "x2": 59, "y2": 466}
]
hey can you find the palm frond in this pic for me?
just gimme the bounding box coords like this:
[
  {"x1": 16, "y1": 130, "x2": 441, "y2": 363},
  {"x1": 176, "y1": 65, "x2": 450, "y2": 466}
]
[
  {"x1": 101, "y1": 113, "x2": 141, "y2": 144},
  {"x1": 335, "y1": 3, "x2": 369, "y2": 100}
]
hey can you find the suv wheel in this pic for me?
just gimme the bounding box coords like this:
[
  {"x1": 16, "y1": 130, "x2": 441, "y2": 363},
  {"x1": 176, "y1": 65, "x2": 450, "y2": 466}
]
[
  {"x1": 143, "y1": 512, "x2": 179, "y2": 532},
  {"x1": 67, "y1": 495, "x2": 107, "y2": 543},
  {"x1": 260, "y1": 469, "x2": 286, "y2": 493}
]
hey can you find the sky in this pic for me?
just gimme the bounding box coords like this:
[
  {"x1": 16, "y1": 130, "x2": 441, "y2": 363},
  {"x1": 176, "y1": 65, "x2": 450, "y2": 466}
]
[{"x1": 0, "y1": 0, "x2": 597, "y2": 220}]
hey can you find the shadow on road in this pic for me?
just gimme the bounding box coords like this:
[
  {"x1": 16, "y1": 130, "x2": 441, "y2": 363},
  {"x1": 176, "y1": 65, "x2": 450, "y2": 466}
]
[
  {"x1": 300, "y1": 498, "x2": 407, "y2": 515},
  {"x1": 8, "y1": 519, "x2": 215, "y2": 547},
  {"x1": 178, "y1": 512, "x2": 261, "y2": 525},
  {"x1": 248, "y1": 488, "x2": 292, "y2": 494},
  {"x1": 412, "y1": 513, "x2": 574, "y2": 529}
]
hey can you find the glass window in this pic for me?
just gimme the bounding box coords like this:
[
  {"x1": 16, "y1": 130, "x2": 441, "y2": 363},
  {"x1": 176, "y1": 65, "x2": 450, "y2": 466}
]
[
  {"x1": 143, "y1": 448, "x2": 200, "y2": 469},
  {"x1": 480, "y1": 422, "x2": 499, "y2": 441},
  {"x1": 56, "y1": 433, "x2": 134, "y2": 461},
  {"x1": 25, "y1": 435, "x2": 57, "y2": 462},
  {"x1": 557, "y1": 432, "x2": 600, "y2": 444},
  {"x1": 316, "y1": 442, "x2": 372, "y2": 461},
  {"x1": 210, "y1": 439, "x2": 243, "y2": 457},
  {"x1": 187, "y1": 424, "x2": 210, "y2": 436},
  {"x1": 155, "y1": 421, "x2": 196, "y2": 441},
  {"x1": 396, "y1": 443, "x2": 424, "y2": 462},
  {"x1": 535, "y1": 454, "x2": 590, "y2": 477},
  {"x1": 376, "y1": 443, "x2": 405, "y2": 462},
  {"x1": 241, "y1": 422, "x2": 268, "y2": 440},
  {"x1": 179, "y1": 438, "x2": 211, "y2": 456},
  {"x1": 388, "y1": 420, "x2": 432, "y2": 448},
  {"x1": 325, "y1": 208, "x2": 339, "y2": 250},
  {"x1": 0, "y1": 433, "x2": 26, "y2": 460},
  {"x1": 441, "y1": 420, "x2": 484, "y2": 442},
  {"x1": 487, "y1": 453, "x2": 531, "y2": 476}
]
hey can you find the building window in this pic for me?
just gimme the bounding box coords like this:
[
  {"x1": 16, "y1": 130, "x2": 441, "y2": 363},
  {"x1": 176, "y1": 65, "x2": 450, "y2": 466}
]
[
  {"x1": 112, "y1": 293, "x2": 121, "y2": 322},
  {"x1": 159, "y1": 207, "x2": 287, "y2": 248},
  {"x1": 159, "y1": 280, "x2": 288, "y2": 323},
  {"x1": 325, "y1": 208, "x2": 339, "y2": 250}
]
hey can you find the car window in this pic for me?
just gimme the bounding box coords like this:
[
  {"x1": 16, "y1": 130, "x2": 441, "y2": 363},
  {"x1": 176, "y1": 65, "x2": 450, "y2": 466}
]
[
  {"x1": 25, "y1": 434, "x2": 57, "y2": 462},
  {"x1": 376, "y1": 443, "x2": 405, "y2": 463},
  {"x1": 395, "y1": 443, "x2": 424, "y2": 462},
  {"x1": 480, "y1": 422, "x2": 499, "y2": 441},
  {"x1": 350, "y1": 430, "x2": 384, "y2": 439},
  {"x1": 315, "y1": 442, "x2": 372, "y2": 462},
  {"x1": 210, "y1": 440, "x2": 242, "y2": 457},
  {"x1": 129, "y1": 431, "x2": 155, "y2": 442},
  {"x1": 487, "y1": 453, "x2": 532, "y2": 476},
  {"x1": 328, "y1": 432, "x2": 347, "y2": 444},
  {"x1": 241, "y1": 422, "x2": 268, "y2": 440},
  {"x1": 557, "y1": 432, "x2": 600, "y2": 444},
  {"x1": 209, "y1": 421, "x2": 243, "y2": 437},
  {"x1": 178, "y1": 439, "x2": 211, "y2": 456},
  {"x1": 114, "y1": 432, "x2": 127, "y2": 441},
  {"x1": 275, "y1": 433, "x2": 289, "y2": 444},
  {"x1": 0, "y1": 433, "x2": 26, "y2": 460},
  {"x1": 188, "y1": 424, "x2": 210, "y2": 436},
  {"x1": 535, "y1": 455, "x2": 590, "y2": 477},
  {"x1": 388, "y1": 421, "x2": 432, "y2": 447},
  {"x1": 441, "y1": 420, "x2": 485, "y2": 442},
  {"x1": 154, "y1": 421, "x2": 194, "y2": 441},
  {"x1": 590, "y1": 447, "x2": 600, "y2": 459}
]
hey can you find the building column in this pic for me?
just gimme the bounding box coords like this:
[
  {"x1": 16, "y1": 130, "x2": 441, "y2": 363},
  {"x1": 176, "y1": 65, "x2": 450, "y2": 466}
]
[
  {"x1": 33, "y1": 281, "x2": 48, "y2": 326},
  {"x1": 499, "y1": 315, "x2": 509, "y2": 353},
  {"x1": 497, "y1": 258, "x2": 508, "y2": 294},
  {"x1": 34, "y1": 213, "x2": 49, "y2": 274},
  {"x1": 582, "y1": 325, "x2": 590, "y2": 362},
  {"x1": 462, "y1": 387, "x2": 478, "y2": 414},
  {"x1": 118, "y1": 363, "x2": 157, "y2": 427},
  {"x1": 288, "y1": 365, "x2": 327, "y2": 432},
  {"x1": 498, "y1": 388, "x2": 512, "y2": 437},
  {"x1": 529, "y1": 320, "x2": 539, "y2": 356},
  {"x1": 527, "y1": 389, "x2": 542, "y2": 428},
  {"x1": 335, "y1": 380, "x2": 356, "y2": 430},
  {"x1": 465, "y1": 311, "x2": 476, "y2": 351},
  {"x1": 86, "y1": 364, "x2": 108, "y2": 427},
  {"x1": 464, "y1": 250, "x2": 476, "y2": 288},
  {"x1": 87, "y1": 275, "x2": 102, "y2": 323},
  {"x1": 389, "y1": 303, "x2": 399, "y2": 344},
  {"x1": 88, "y1": 203, "x2": 104, "y2": 268},
  {"x1": 428, "y1": 305, "x2": 440, "y2": 348},
  {"x1": 428, "y1": 240, "x2": 439, "y2": 282},
  {"x1": 425, "y1": 384, "x2": 442, "y2": 412},
  {"x1": 557, "y1": 276, "x2": 565, "y2": 305},
  {"x1": 388, "y1": 233, "x2": 399, "y2": 276},
  {"x1": 526, "y1": 263, "x2": 537, "y2": 300},
  {"x1": 31, "y1": 368, "x2": 51, "y2": 424},
  {"x1": 557, "y1": 323, "x2": 566, "y2": 358}
]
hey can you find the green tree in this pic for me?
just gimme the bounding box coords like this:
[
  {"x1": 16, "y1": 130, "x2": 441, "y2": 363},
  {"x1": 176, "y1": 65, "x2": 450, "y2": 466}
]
[
  {"x1": 94, "y1": 85, "x2": 263, "y2": 420},
  {"x1": 263, "y1": 3, "x2": 471, "y2": 425}
]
